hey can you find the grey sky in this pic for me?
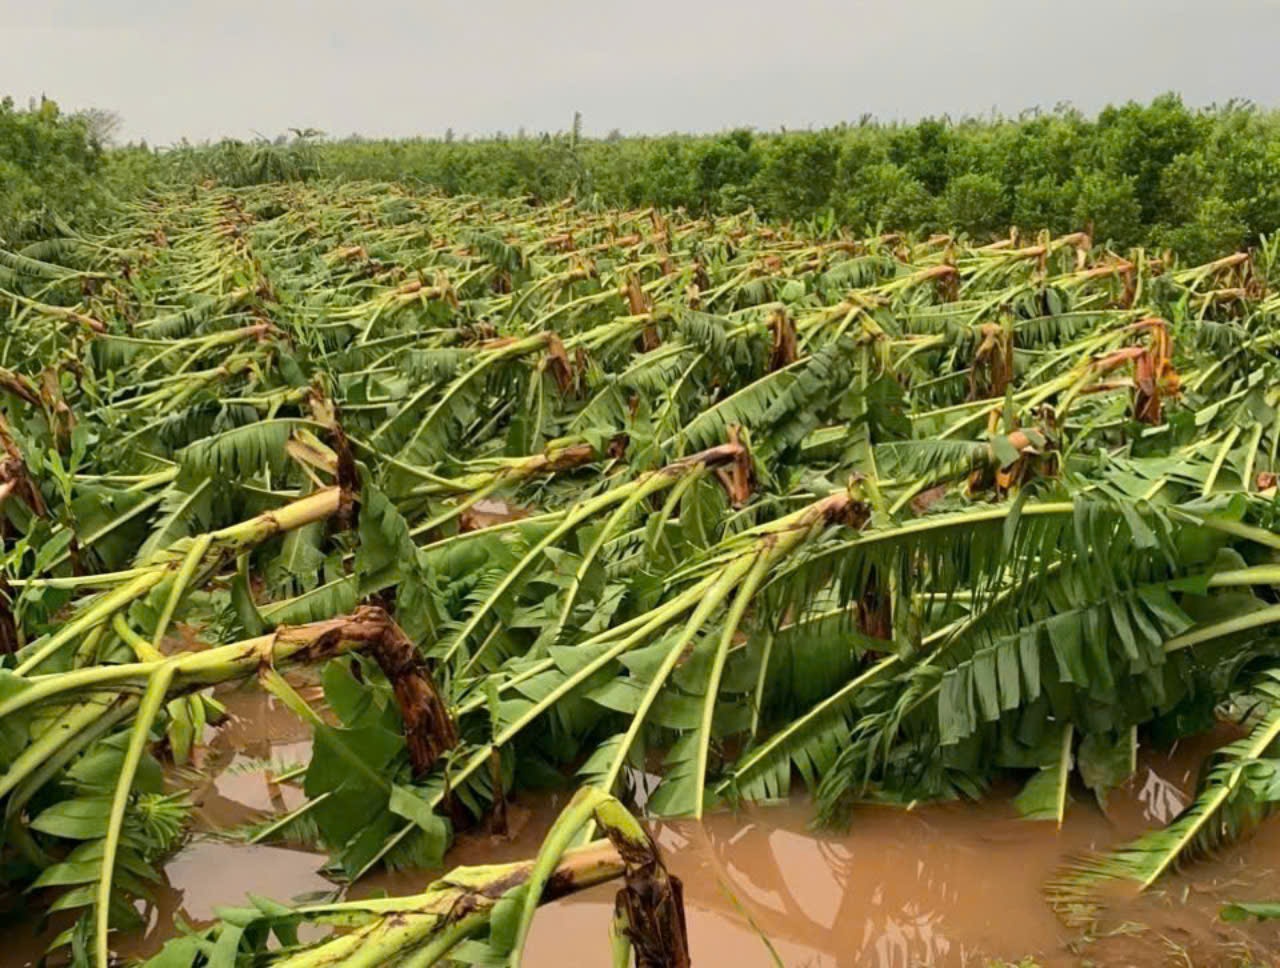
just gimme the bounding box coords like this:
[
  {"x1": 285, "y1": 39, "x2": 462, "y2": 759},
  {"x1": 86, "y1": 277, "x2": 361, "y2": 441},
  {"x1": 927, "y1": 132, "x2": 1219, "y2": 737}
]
[{"x1": 4, "y1": 0, "x2": 1280, "y2": 145}]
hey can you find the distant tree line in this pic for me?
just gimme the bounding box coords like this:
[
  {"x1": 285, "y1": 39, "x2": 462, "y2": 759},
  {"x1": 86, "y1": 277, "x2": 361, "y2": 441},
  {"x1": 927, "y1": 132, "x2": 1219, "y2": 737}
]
[
  {"x1": 304, "y1": 94, "x2": 1280, "y2": 261},
  {"x1": 5, "y1": 93, "x2": 1280, "y2": 262}
]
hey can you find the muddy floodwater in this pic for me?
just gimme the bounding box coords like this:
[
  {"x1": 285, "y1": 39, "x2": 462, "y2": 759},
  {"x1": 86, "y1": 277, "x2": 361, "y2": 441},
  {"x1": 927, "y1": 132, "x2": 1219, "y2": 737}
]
[{"x1": 14, "y1": 682, "x2": 1280, "y2": 967}]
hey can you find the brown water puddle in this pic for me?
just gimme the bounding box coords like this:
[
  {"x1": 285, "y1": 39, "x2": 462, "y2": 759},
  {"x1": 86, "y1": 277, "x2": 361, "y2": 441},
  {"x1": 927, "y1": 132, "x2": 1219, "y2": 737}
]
[
  {"x1": 14, "y1": 689, "x2": 1280, "y2": 967},
  {"x1": 362, "y1": 729, "x2": 1279, "y2": 967},
  {"x1": 181, "y1": 680, "x2": 316, "y2": 831}
]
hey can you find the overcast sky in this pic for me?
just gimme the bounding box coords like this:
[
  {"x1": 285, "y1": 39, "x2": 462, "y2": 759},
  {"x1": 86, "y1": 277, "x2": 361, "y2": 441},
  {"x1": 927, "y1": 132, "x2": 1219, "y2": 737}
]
[{"x1": 4, "y1": 0, "x2": 1280, "y2": 145}]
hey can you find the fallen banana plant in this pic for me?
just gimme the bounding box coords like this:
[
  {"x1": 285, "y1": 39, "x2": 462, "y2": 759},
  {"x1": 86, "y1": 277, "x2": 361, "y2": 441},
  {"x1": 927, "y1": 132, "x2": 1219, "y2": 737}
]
[
  {"x1": 5, "y1": 181, "x2": 1280, "y2": 965},
  {"x1": 141, "y1": 787, "x2": 688, "y2": 968},
  {"x1": 1, "y1": 608, "x2": 453, "y2": 965},
  {"x1": 1048, "y1": 667, "x2": 1280, "y2": 926},
  {"x1": 9, "y1": 485, "x2": 345, "y2": 675}
]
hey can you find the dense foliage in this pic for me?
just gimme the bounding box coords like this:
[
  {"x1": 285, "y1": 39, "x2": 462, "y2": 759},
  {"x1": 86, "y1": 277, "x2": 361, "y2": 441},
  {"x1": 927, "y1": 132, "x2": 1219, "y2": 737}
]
[
  {"x1": 165, "y1": 94, "x2": 1280, "y2": 260},
  {"x1": 3, "y1": 180, "x2": 1280, "y2": 963},
  {"x1": 0, "y1": 99, "x2": 111, "y2": 245},
  {"x1": 8, "y1": 93, "x2": 1280, "y2": 265}
]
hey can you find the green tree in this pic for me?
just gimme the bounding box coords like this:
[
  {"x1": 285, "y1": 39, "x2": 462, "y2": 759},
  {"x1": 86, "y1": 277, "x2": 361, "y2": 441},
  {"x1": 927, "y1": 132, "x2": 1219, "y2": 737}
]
[
  {"x1": 1072, "y1": 171, "x2": 1142, "y2": 247},
  {"x1": 941, "y1": 172, "x2": 1009, "y2": 238},
  {"x1": 0, "y1": 97, "x2": 105, "y2": 243},
  {"x1": 890, "y1": 117, "x2": 953, "y2": 194},
  {"x1": 689, "y1": 129, "x2": 760, "y2": 212},
  {"x1": 1094, "y1": 93, "x2": 1206, "y2": 223},
  {"x1": 1156, "y1": 195, "x2": 1249, "y2": 263},
  {"x1": 752, "y1": 132, "x2": 839, "y2": 219},
  {"x1": 1013, "y1": 175, "x2": 1075, "y2": 234},
  {"x1": 836, "y1": 163, "x2": 937, "y2": 232}
]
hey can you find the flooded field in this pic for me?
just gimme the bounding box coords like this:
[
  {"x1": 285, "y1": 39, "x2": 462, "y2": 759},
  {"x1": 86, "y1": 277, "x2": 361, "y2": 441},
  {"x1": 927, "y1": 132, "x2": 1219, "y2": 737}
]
[
  {"x1": 14, "y1": 683, "x2": 1280, "y2": 967},
  {"x1": 10, "y1": 180, "x2": 1280, "y2": 968}
]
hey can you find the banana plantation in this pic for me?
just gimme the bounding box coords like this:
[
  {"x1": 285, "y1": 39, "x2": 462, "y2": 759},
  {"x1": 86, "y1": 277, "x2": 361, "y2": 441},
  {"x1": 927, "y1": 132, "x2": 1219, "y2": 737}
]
[{"x1": 4, "y1": 182, "x2": 1280, "y2": 965}]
